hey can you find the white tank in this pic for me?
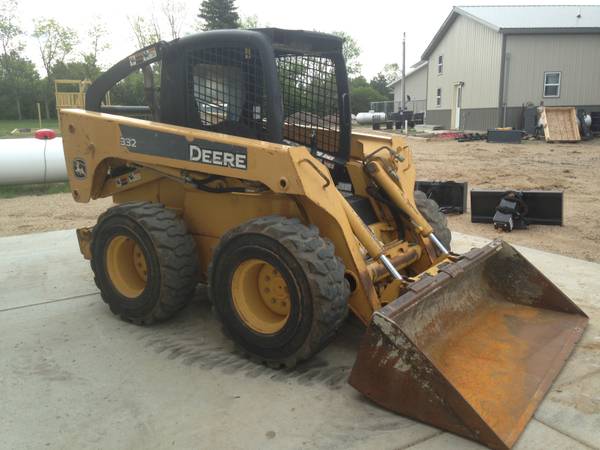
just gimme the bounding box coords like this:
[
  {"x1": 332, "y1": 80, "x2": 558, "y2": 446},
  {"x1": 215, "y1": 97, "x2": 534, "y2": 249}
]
[
  {"x1": 0, "y1": 137, "x2": 67, "y2": 185},
  {"x1": 356, "y1": 111, "x2": 387, "y2": 125}
]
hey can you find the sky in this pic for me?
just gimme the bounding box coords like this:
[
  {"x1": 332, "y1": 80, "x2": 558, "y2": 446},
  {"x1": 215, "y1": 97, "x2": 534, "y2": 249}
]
[{"x1": 15, "y1": 0, "x2": 598, "y2": 80}]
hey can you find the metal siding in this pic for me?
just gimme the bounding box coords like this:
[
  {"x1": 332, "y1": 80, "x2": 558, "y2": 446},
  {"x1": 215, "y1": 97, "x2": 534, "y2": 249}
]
[
  {"x1": 461, "y1": 108, "x2": 499, "y2": 131},
  {"x1": 393, "y1": 66, "x2": 428, "y2": 104},
  {"x1": 425, "y1": 109, "x2": 451, "y2": 128},
  {"x1": 505, "y1": 34, "x2": 600, "y2": 107},
  {"x1": 426, "y1": 15, "x2": 503, "y2": 111}
]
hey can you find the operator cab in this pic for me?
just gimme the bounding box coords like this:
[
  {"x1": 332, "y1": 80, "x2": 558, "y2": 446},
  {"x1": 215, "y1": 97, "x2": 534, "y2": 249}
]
[{"x1": 85, "y1": 28, "x2": 352, "y2": 180}]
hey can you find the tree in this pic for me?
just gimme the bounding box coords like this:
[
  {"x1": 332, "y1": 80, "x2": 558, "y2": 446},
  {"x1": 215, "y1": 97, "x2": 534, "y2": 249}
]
[
  {"x1": 52, "y1": 60, "x2": 101, "y2": 82},
  {"x1": 161, "y1": 0, "x2": 188, "y2": 39},
  {"x1": 332, "y1": 31, "x2": 361, "y2": 77},
  {"x1": 0, "y1": 0, "x2": 28, "y2": 119},
  {"x1": 33, "y1": 19, "x2": 77, "y2": 77},
  {"x1": 370, "y1": 63, "x2": 401, "y2": 100},
  {"x1": 350, "y1": 76, "x2": 369, "y2": 89},
  {"x1": 198, "y1": 0, "x2": 239, "y2": 31},
  {"x1": 239, "y1": 14, "x2": 260, "y2": 29},
  {"x1": 369, "y1": 73, "x2": 391, "y2": 99},
  {"x1": 77, "y1": 20, "x2": 109, "y2": 79},
  {"x1": 350, "y1": 86, "x2": 385, "y2": 115},
  {"x1": 33, "y1": 19, "x2": 78, "y2": 118},
  {"x1": 0, "y1": 53, "x2": 39, "y2": 120},
  {"x1": 128, "y1": 16, "x2": 161, "y2": 48},
  {"x1": 85, "y1": 21, "x2": 109, "y2": 63},
  {"x1": 0, "y1": 0, "x2": 21, "y2": 55}
]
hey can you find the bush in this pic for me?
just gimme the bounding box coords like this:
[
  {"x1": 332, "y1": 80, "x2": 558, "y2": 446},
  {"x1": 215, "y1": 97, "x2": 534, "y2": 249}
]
[{"x1": 349, "y1": 86, "x2": 386, "y2": 115}]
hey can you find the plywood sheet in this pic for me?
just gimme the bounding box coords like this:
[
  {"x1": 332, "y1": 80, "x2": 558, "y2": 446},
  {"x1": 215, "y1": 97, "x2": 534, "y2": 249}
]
[{"x1": 541, "y1": 107, "x2": 581, "y2": 142}]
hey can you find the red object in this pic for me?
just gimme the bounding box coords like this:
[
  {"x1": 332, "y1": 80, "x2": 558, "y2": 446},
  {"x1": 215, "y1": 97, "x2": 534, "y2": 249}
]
[{"x1": 34, "y1": 128, "x2": 57, "y2": 140}]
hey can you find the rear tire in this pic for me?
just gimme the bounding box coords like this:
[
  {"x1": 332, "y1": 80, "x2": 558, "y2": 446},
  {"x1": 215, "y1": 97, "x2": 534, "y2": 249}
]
[
  {"x1": 91, "y1": 202, "x2": 199, "y2": 325},
  {"x1": 208, "y1": 216, "x2": 349, "y2": 368},
  {"x1": 414, "y1": 190, "x2": 452, "y2": 250}
]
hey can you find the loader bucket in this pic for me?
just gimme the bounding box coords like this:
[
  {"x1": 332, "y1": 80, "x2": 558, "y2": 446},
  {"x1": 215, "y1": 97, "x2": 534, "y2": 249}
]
[{"x1": 349, "y1": 240, "x2": 588, "y2": 450}]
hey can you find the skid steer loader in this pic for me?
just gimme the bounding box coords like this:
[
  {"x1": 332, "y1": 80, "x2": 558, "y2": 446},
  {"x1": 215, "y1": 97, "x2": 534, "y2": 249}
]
[{"x1": 59, "y1": 29, "x2": 587, "y2": 449}]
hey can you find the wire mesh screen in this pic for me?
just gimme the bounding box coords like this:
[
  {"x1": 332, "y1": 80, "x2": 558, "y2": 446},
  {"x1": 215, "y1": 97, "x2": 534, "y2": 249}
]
[
  {"x1": 186, "y1": 47, "x2": 267, "y2": 139},
  {"x1": 276, "y1": 55, "x2": 340, "y2": 154}
]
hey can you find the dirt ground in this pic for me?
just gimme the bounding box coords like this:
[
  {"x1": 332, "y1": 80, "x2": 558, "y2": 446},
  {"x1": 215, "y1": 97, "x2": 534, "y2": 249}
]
[
  {"x1": 1, "y1": 135, "x2": 599, "y2": 262},
  {"x1": 407, "y1": 135, "x2": 600, "y2": 262}
]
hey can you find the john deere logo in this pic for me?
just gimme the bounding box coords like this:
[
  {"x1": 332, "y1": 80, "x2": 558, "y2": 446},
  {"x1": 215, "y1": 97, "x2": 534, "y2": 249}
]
[{"x1": 73, "y1": 159, "x2": 87, "y2": 179}]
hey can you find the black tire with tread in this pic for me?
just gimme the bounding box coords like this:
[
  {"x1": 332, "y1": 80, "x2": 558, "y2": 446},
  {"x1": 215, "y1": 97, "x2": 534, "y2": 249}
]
[
  {"x1": 91, "y1": 202, "x2": 199, "y2": 325},
  {"x1": 414, "y1": 190, "x2": 452, "y2": 250},
  {"x1": 208, "y1": 216, "x2": 349, "y2": 368}
]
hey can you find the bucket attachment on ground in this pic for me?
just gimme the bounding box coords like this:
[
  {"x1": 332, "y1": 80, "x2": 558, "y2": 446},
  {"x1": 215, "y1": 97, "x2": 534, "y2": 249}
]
[{"x1": 349, "y1": 240, "x2": 588, "y2": 450}]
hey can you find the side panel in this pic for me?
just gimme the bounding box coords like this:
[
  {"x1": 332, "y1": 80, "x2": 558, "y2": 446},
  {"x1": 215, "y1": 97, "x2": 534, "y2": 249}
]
[
  {"x1": 60, "y1": 109, "x2": 386, "y2": 323},
  {"x1": 393, "y1": 65, "x2": 428, "y2": 112},
  {"x1": 426, "y1": 15, "x2": 502, "y2": 113},
  {"x1": 505, "y1": 33, "x2": 600, "y2": 108}
]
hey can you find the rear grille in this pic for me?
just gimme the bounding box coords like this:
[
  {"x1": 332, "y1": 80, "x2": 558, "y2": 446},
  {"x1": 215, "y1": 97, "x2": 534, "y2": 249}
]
[{"x1": 276, "y1": 55, "x2": 340, "y2": 154}]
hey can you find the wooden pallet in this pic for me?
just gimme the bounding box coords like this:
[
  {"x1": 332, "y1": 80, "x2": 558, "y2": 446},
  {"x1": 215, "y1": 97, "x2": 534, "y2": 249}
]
[{"x1": 540, "y1": 107, "x2": 581, "y2": 142}]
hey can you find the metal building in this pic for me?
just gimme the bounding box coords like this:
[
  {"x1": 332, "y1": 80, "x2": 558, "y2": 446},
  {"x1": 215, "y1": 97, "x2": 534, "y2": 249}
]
[{"x1": 392, "y1": 5, "x2": 600, "y2": 131}]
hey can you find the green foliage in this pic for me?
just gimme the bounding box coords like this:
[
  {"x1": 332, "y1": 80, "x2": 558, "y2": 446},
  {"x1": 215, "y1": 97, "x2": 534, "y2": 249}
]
[
  {"x1": 198, "y1": 0, "x2": 240, "y2": 30},
  {"x1": 369, "y1": 73, "x2": 391, "y2": 99},
  {"x1": 369, "y1": 64, "x2": 400, "y2": 100},
  {"x1": 0, "y1": 53, "x2": 40, "y2": 119},
  {"x1": 52, "y1": 60, "x2": 101, "y2": 82},
  {"x1": 0, "y1": 0, "x2": 22, "y2": 54},
  {"x1": 350, "y1": 75, "x2": 369, "y2": 89},
  {"x1": 32, "y1": 19, "x2": 77, "y2": 77},
  {"x1": 0, "y1": 182, "x2": 70, "y2": 198},
  {"x1": 129, "y1": 16, "x2": 161, "y2": 48},
  {"x1": 350, "y1": 86, "x2": 385, "y2": 115},
  {"x1": 350, "y1": 75, "x2": 387, "y2": 112},
  {"x1": 239, "y1": 14, "x2": 260, "y2": 29},
  {"x1": 331, "y1": 31, "x2": 361, "y2": 77},
  {"x1": 109, "y1": 70, "x2": 145, "y2": 106}
]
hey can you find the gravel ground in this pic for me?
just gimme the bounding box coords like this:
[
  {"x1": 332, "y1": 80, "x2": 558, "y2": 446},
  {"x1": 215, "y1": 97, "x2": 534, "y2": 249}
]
[{"x1": 0, "y1": 134, "x2": 598, "y2": 262}]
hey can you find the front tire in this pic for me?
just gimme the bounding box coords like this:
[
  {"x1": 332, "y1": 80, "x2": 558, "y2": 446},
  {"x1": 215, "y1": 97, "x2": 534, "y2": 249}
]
[
  {"x1": 208, "y1": 216, "x2": 349, "y2": 368},
  {"x1": 91, "y1": 202, "x2": 199, "y2": 325},
  {"x1": 414, "y1": 191, "x2": 452, "y2": 250}
]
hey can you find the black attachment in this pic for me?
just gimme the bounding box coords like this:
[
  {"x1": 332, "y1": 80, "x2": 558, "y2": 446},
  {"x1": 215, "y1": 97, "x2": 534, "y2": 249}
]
[
  {"x1": 492, "y1": 192, "x2": 529, "y2": 232},
  {"x1": 591, "y1": 112, "x2": 600, "y2": 134},
  {"x1": 415, "y1": 181, "x2": 468, "y2": 214},
  {"x1": 471, "y1": 190, "x2": 563, "y2": 226},
  {"x1": 486, "y1": 129, "x2": 523, "y2": 143}
]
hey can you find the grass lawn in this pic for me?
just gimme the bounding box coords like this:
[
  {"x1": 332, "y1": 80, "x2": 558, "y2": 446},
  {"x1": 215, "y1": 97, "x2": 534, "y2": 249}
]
[
  {"x1": 0, "y1": 119, "x2": 60, "y2": 138},
  {"x1": 0, "y1": 182, "x2": 71, "y2": 199}
]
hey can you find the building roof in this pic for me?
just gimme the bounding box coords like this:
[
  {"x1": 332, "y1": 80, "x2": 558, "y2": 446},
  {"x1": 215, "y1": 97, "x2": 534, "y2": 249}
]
[
  {"x1": 387, "y1": 61, "x2": 428, "y2": 87},
  {"x1": 422, "y1": 5, "x2": 600, "y2": 59}
]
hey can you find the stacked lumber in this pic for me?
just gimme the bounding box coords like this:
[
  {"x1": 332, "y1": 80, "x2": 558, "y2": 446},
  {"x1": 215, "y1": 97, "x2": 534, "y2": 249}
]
[{"x1": 540, "y1": 107, "x2": 581, "y2": 142}]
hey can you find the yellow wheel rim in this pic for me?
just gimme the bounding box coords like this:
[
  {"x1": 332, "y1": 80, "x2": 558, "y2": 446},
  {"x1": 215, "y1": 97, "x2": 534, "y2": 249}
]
[
  {"x1": 106, "y1": 235, "x2": 148, "y2": 298},
  {"x1": 231, "y1": 259, "x2": 291, "y2": 334}
]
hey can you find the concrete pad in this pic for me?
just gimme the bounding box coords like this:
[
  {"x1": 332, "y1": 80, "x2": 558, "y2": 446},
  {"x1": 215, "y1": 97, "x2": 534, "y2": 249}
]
[
  {"x1": 0, "y1": 230, "x2": 599, "y2": 449},
  {"x1": 0, "y1": 230, "x2": 95, "y2": 310}
]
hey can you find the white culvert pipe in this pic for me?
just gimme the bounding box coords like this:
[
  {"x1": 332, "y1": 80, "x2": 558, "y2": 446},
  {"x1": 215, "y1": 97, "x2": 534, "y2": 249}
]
[{"x1": 0, "y1": 137, "x2": 67, "y2": 185}]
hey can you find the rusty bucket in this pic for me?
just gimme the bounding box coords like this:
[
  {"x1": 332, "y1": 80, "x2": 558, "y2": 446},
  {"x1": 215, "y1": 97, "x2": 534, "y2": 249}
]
[{"x1": 349, "y1": 240, "x2": 588, "y2": 450}]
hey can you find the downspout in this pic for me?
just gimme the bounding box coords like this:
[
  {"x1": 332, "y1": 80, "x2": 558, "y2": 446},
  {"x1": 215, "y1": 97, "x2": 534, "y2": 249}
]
[
  {"x1": 497, "y1": 33, "x2": 507, "y2": 127},
  {"x1": 424, "y1": 63, "x2": 429, "y2": 122}
]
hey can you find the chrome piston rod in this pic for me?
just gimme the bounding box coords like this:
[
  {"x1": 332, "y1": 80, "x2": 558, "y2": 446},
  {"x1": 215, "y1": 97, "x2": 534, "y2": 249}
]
[{"x1": 429, "y1": 233, "x2": 449, "y2": 255}]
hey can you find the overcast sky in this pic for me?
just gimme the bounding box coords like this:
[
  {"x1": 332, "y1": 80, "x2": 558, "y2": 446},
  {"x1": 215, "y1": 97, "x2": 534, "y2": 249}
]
[{"x1": 15, "y1": 0, "x2": 596, "y2": 79}]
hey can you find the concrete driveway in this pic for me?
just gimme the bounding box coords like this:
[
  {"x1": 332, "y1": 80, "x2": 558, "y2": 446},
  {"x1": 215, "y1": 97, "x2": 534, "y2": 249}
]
[{"x1": 1, "y1": 230, "x2": 598, "y2": 450}]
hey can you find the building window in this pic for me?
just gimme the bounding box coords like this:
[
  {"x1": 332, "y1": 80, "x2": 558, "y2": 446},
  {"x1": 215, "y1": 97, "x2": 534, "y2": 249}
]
[
  {"x1": 437, "y1": 55, "x2": 443, "y2": 74},
  {"x1": 543, "y1": 71, "x2": 561, "y2": 97},
  {"x1": 436, "y1": 88, "x2": 442, "y2": 107}
]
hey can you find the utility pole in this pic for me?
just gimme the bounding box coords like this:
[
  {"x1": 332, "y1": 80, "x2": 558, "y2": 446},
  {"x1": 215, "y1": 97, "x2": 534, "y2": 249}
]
[{"x1": 401, "y1": 32, "x2": 406, "y2": 111}]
